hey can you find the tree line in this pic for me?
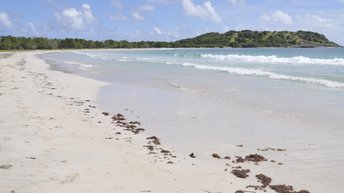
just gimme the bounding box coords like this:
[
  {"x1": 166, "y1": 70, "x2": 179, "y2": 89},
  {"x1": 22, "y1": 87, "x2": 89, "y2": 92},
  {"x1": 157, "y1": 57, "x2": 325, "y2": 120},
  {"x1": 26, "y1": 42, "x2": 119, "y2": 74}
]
[
  {"x1": 0, "y1": 36, "x2": 173, "y2": 50},
  {"x1": 0, "y1": 30, "x2": 339, "y2": 50}
]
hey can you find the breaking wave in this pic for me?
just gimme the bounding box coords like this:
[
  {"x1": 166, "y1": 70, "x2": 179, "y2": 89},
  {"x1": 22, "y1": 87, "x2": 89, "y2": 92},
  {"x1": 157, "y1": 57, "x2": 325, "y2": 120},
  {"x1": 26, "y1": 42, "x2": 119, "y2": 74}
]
[
  {"x1": 167, "y1": 62, "x2": 344, "y2": 88},
  {"x1": 74, "y1": 51, "x2": 344, "y2": 88},
  {"x1": 63, "y1": 61, "x2": 96, "y2": 68},
  {"x1": 201, "y1": 54, "x2": 344, "y2": 66}
]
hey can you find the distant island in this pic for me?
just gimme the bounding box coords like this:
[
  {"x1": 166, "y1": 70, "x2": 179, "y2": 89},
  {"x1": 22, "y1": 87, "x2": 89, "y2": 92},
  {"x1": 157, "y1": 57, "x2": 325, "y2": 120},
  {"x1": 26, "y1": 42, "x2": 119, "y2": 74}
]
[
  {"x1": 175, "y1": 30, "x2": 340, "y2": 48},
  {"x1": 0, "y1": 30, "x2": 340, "y2": 50}
]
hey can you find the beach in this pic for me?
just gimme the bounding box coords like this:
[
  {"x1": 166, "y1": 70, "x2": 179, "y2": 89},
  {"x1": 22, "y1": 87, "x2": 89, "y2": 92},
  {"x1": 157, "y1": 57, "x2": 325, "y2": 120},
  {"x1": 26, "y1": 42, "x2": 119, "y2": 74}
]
[{"x1": 1, "y1": 50, "x2": 343, "y2": 193}]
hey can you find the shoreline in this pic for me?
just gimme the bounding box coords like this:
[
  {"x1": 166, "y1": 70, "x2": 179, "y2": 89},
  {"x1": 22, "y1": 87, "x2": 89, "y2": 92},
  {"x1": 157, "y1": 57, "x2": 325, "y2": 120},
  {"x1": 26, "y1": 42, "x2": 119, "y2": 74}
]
[
  {"x1": 0, "y1": 50, "x2": 340, "y2": 193},
  {"x1": 0, "y1": 51, "x2": 241, "y2": 193}
]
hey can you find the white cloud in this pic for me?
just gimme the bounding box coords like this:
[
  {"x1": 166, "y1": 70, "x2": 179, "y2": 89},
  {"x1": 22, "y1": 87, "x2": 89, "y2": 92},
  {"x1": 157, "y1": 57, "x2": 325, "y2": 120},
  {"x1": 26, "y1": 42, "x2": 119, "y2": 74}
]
[
  {"x1": 273, "y1": 10, "x2": 292, "y2": 25},
  {"x1": 261, "y1": 14, "x2": 270, "y2": 22},
  {"x1": 132, "y1": 12, "x2": 144, "y2": 21},
  {"x1": 261, "y1": 10, "x2": 293, "y2": 25},
  {"x1": 61, "y1": 8, "x2": 83, "y2": 29},
  {"x1": 139, "y1": 4, "x2": 155, "y2": 11},
  {"x1": 0, "y1": 12, "x2": 12, "y2": 28},
  {"x1": 182, "y1": 0, "x2": 221, "y2": 23},
  {"x1": 56, "y1": 4, "x2": 96, "y2": 30},
  {"x1": 229, "y1": 0, "x2": 245, "y2": 6},
  {"x1": 304, "y1": 15, "x2": 333, "y2": 28},
  {"x1": 82, "y1": 4, "x2": 95, "y2": 24},
  {"x1": 153, "y1": 27, "x2": 162, "y2": 35},
  {"x1": 112, "y1": 0, "x2": 123, "y2": 9},
  {"x1": 131, "y1": 4, "x2": 154, "y2": 22}
]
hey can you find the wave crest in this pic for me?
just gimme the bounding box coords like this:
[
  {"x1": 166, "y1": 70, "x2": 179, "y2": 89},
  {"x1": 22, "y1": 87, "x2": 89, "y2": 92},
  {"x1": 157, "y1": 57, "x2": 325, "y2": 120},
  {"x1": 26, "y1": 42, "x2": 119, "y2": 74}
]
[
  {"x1": 170, "y1": 62, "x2": 344, "y2": 88},
  {"x1": 201, "y1": 54, "x2": 344, "y2": 66}
]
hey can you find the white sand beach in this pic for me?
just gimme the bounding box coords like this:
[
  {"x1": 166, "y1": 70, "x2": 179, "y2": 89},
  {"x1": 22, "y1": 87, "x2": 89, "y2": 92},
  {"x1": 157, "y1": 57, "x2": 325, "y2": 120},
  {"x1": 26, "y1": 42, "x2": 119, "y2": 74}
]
[{"x1": 0, "y1": 51, "x2": 341, "y2": 193}]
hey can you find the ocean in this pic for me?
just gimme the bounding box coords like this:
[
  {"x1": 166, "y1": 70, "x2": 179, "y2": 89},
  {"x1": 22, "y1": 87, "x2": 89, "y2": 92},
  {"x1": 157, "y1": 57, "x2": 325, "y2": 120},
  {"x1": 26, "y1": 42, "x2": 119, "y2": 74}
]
[
  {"x1": 41, "y1": 48, "x2": 344, "y2": 134},
  {"x1": 40, "y1": 48, "x2": 344, "y2": 192},
  {"x1": 41, "y1": 48, "x2": 344, "y2": 143}
]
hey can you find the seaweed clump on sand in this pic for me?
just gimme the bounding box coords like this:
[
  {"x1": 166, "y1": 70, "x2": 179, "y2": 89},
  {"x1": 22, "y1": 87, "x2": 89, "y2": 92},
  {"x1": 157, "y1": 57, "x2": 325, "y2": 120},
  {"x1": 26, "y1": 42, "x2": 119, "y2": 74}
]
[
  {"x1": 269, "y1": 184, "x2": 311, "y2": 193},
  {"x1": 245, "y1": 154, "x2": 267, "y2": 162},
  {"x1": 231, "y1": 169, "x2": 250, "y2": 178},
  {"x1": 146, "y1": 136, "x2": 161, "y2": 145},
  {"x1": 298, "y1": 190, "x2": 311, "y2": 193},
  {"x1": 233, "y1": 156, "x2": 245, "y2": 163},
  {"x1": 111, "y1": 113, "x2": 126, "y2": 121},
  {"x1": 256, "y1": 174, "x2": 272, "y2": 187},
  {"x1": 270, "y1": 185, "x2": 294, "y2": 193},
  {"x1": 233, "y1": 153, "x2": 267, "y2": 163},
  {"x1": 111, "y1": 113, "x2": 145, "y2": 134},
  {"x1": 212, "y1": 153, "x2": 221, "y2": 159},
  {"x1": 246, "y1": 173, "x2": 273, "y2": 191}
]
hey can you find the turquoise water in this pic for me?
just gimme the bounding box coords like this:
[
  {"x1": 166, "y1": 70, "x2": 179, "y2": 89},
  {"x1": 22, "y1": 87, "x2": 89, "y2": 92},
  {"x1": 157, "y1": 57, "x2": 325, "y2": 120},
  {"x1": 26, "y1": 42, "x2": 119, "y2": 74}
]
[
  {"x1": 44, "y1": 48, "x2": 344, "y2": 88},
  {"x1": 41, "y1": 48, "x2": 344, "y2": 135},
  {"x1": 41, "y1": 48, "x2": 344, "y2": 192},
  {"x1": 40, "y1": 48, "x2": 344, "y2": 145}
]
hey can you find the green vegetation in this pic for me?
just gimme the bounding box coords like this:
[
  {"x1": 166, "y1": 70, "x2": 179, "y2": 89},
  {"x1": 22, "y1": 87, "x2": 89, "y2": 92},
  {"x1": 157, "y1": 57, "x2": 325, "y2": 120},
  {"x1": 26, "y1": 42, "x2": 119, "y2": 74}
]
[
  {"x1": 174, "y1": 30, "x2": 339, "y2": 48},
  {"x1": 0, "y1": 30, "x2": 339, "y2": 50}
]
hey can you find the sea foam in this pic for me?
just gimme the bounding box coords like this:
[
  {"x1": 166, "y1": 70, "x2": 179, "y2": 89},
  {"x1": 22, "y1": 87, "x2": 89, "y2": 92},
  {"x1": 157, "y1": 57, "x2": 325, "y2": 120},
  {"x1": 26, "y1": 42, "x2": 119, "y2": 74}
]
[
  {"x1": 170, "y1": 62, "x2": 344, "y2": 88},
  {"x1": 201, "y1": 54, "x2": 344, "y2": 66},
  {"x1": 64, "y1": 61, "x2": 95, "y2": 68}
]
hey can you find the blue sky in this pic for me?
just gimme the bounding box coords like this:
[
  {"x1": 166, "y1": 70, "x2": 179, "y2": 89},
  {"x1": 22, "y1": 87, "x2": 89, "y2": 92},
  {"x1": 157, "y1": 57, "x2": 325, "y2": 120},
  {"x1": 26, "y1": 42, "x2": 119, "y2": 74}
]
[{"x1": 1, "y1": 0, "x2": 344, "y2": 44}]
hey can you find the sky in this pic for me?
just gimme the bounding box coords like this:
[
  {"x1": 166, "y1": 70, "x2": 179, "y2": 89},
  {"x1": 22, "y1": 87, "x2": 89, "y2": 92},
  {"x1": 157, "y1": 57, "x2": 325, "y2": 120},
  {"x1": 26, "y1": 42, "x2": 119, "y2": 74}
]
[{"x1": 1, "y1": 0, "x2": 344, "y2": 45}]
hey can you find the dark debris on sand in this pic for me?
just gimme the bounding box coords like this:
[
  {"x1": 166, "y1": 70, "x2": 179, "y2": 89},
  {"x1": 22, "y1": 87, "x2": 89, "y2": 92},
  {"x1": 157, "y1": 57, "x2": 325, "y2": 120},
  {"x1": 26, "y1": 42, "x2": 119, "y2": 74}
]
[
  {"x1": 145, "y1": 145, "x2": 154, "y2": 151},
  {"x1": 144, "y1": 136, "x2": 175, "y2": 160},
  {"x1": 111, "y1": 113, "x2": 144, "y2": 134},
  {"x1": 224, "y1": 156, "x2": 231, "y2": 160},
  {"x1": 257, "y1": 147, "x2": 286, "y2": 152},
  {"x1": 270, "y1": 185, "x2": 294, "y2": 193},
  {"x1": 146, "y1": 136, "x2": 161, "y2": 145},
  {"x1": 0, "y1": 164, "x2": 13, "y2": 169},
  {"x1": 256, "y1": 174, "x2": 272, "y2": 187},
  {"x1": 245, "y1": 154, "x2": 267, "y2": 162},
  {"x1": 108, "y1": 112, "x2": 175, "y2": 163},
  {"x1": 111, "y1": 113, "x2": 126, "y2": 121},
  {"x1": 233, "y1": 156, "x2": 245, "y2": 163},
  {"x1": 246, "y1": 173, "x2": 273, "y2": 191},
  {"x1": 298, "y1": 190, "x2": 311, "y2": 193},
  {"x1": 189, "y1": 153, "x2": 196, "y2": 158},
  {"x1": 212, "y1": 153, "x2": 221, "y2": 159},
  {"x1": 269, "y1": 184, "x2": 311, "y2": 193},
  {"x1": 161, "y1": 149, "x2": 170, "y2": 155},
  {"x1": 102, "y1": 112, "x2": 109, "y2": 116},
  {"x1": 231, "y1": 169, "x2": 250, "y2": 178},
  {"x1": 232, "y1": 153, "x2": 267, "y2": 164}
]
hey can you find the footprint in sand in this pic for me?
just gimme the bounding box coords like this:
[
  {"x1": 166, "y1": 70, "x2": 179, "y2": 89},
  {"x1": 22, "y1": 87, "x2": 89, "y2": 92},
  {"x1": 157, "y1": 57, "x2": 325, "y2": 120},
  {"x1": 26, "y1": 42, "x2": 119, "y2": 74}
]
[
  {"x1": 60, "y1": 173, "x2": 79, "y2": 184},
  {"x1": 0, "y1": 164, "x2": 13, "y2": 169}
]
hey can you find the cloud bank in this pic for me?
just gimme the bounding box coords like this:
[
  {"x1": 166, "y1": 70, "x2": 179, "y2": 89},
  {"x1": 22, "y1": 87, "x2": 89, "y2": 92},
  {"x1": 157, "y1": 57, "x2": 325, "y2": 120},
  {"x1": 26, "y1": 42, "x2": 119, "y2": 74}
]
[
  {"x1": 0, "y1": 12, "x2": 12, "y2": 28},
  {"x1": 55, "y1": 4, "x2": 96, "y2": 30},
  {"x1": 182, "y1": 0, "x2": 221, "y2": 23}
]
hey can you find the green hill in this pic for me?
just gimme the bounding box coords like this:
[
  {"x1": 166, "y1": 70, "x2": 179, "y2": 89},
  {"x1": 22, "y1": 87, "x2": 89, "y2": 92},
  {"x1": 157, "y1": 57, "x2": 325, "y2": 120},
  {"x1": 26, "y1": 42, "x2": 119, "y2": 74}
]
[
  {"x1": 0, "y1": 30, "x2": 340, "y2": 50},
  {"x1": 174, "y1": 30, "x2": 339, "y2": 48}
]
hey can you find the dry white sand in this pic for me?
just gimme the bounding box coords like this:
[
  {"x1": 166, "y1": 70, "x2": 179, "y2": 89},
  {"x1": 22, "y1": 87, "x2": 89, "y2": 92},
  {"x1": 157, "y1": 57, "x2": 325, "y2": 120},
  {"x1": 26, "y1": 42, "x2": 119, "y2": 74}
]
[{"x1": 0, "y1": 51, "x2": 329, "y2": 193}]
